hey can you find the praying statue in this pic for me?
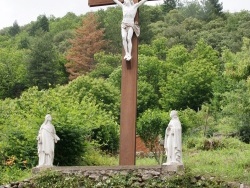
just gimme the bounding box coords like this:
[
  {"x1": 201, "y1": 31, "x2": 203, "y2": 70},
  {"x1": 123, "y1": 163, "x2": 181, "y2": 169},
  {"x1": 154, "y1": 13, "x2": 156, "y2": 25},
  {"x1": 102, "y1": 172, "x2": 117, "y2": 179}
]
[
  {"x1": 37, "y1": 114, "x2": 60, "y2": 167},
  {"x1": 113, "y1": 0, "x2": 148, "y2": 61},
  {"x1": 163, "y1": 110, "x2": 183, "y2": 166}
]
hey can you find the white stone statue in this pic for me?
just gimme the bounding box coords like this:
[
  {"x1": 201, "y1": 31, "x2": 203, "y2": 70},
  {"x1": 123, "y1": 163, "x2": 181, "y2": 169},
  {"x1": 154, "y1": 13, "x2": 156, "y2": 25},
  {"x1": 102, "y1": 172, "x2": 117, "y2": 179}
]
[
  {"x1": 163, "y1": 110, "x2": 183, "y2": 166},
  {"x1": 113, "y1": 0, "x2": 148, "y2": 61},
  {"x1": 37, "y1": 114, "x2": 60, "y2": 167}
]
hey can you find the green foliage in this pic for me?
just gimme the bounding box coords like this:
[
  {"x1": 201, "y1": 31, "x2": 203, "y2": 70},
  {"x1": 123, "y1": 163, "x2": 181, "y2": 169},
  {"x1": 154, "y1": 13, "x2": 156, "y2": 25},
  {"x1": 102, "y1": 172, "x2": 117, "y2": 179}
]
[
  {"x1": 90, "y1": 52, "x2": 121, "y2": 79},
  {"x1": 0, "y1": 76, "x2": 119, "y2": 168},
  {"x1": 239, "y1": 125, "x2": 250, "y2": 144},
  {"x1": 178, "y1": 108, "x2": 202, "y2": 134},
  {"x1": 96, "y1": 7, "x2": 122, "y2": 54},
  {"x1": 29, "y1": 15, "x2": 49, "y2": 36},
  {"x1": 151, "y1": 37, "x2": 168, "y2": 60},
  {"x1": 54, "y1": 125, "x2": 87, "y2": 166},
  {"x1": 138, "y1": 55, "x2": 165, "y2": 96},
  {"x1": 185, "y1": 138, "x2": 250, "y2": 184},
  {"x1": 8, "y1": 21, "x2": 20, "y2": 36},
  {"x1": 223, "y1": 37, "x2": 250, "y2": 81},
  {"x1": 65, "y1": 76, "x2": 120, "y2": 119},
  {"x1": 160, "y1": 40, "x2": 219, "y2": 110},
  {"x1": 27, "y1": 33, "x2": 67, "y2": 90},
  {"x1": 138, "y1": 52, "x2": 164, "y2": 115},
  {"x1": 137, "y1": 81, "x2": 159, "y2": 115},
  {"x1": 166, "y1": 44, "x2": 190, "y2": 66},
  {"x1": 137, "y1": 109, "x2": 168, "y2": 163},
  {"x1": 91, "y1": 123, "x2": 119, "y2": 154},
  {"x1": 185, "y1": 136, "x2": 241, "y2": 151},
  {"x1": 139, "y1": 5, "x2": 162, "y2": 44},
  {"x1": 0, "y1": 166, "x2": 31, "y2": 185},
  {"x1": 107, "y1": 66, "x2": 122, "y2": 89},
  {"x1": 49, "y1": 12, "x2": 82, "y2": 35},
  {"x1": 220, "y1": 80, "x2": 250, "y2": 144},
  {"x1": 139, "y1": 44, "x2": 155, "y2": 57},
  {"x1": 0, "y1": 48, "x2": 27, "y2": 99},
  {"x1": 53, "y1": 30, "x2": 74, "y2": 53},
  {"x1": 199, "y1": 0, "x2": 224, "y2": 22},
  {"x1": 33, "y1": 170, "x2": 84, "y2": 188},
  {"x1": 1, "y1": 5, "x2": 250, "y2": 186},
  {"x1": 32, "y1": 169, "x2": 230, "y2": 188},
  {"x1": 82, "y1": 144, "x2": 118, "y2": 166},
  {"x1": 162, "y1": 0, "x2": 177, "y2": 13},
  {"x1": 137, "y1": 109, "x2": 168, "y2": 144}
]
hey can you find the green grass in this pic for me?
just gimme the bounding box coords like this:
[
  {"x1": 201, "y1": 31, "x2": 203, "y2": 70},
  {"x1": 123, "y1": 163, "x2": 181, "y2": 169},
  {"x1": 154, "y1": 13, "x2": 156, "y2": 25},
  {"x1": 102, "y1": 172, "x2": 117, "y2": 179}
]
[
  {"x1": 184, "y1": 137, "x2": 250, "y2": 185},
  {"x1": 136, "y1": 156, "x2": 158, "y2": 166},
  {"x1": 1, "y1": 137, "x2": 250, "y2": 186},
  {"x1": 0, "y1": 166, "x2": 31, "y2": 185}
]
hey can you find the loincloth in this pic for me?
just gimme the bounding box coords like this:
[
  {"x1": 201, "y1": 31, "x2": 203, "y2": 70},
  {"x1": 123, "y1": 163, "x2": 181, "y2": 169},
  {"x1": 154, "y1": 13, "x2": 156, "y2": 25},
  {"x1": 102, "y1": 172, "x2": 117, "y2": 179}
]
[{"x1": 121, "y1": 22, "x2": 140, "y2": 37}]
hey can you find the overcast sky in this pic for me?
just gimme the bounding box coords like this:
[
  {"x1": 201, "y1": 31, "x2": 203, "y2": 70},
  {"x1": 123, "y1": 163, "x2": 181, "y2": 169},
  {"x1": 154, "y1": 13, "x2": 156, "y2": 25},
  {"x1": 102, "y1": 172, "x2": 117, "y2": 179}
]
[{"x1": 0, "y1": 0, "x2": 249, "y2": 30}]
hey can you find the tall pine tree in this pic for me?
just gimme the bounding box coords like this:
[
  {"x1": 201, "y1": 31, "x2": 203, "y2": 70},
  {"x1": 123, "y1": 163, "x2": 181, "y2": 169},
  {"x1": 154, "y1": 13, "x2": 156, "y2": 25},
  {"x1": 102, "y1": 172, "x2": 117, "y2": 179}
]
[
  {"x1": 8, "y1": 21, "x2": 20, "y2": 36},
  {"x1": 163, "y1": 0, "x2": 176, "y2": 13},
  {"x1": 200, "y1": 0, "x2": 224, "y2": 21},
  {"x1": 65, "y1": 13, "x2": 106, "y2": 80},
  {"x1": 27, "y1": 34, "x2": 61, "y2": 89}
]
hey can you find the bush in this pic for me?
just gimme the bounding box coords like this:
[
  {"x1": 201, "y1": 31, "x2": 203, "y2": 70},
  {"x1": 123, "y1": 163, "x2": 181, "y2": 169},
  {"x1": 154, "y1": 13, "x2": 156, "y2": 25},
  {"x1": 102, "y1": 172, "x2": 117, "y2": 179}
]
[
  {"x1": 137, "y1": 109, "x2": 168, "y2": 164},
  {"x1": 185, "y1": 136, "x2": 247, "y2": 151},
  {"x1": 54, "y1": 125, "x2": 87, "y2": 166},
  {"x1": 239, "y1": 124, "x2": 250, "y2": 144},
  {"x1": 0, "y1": 166, "x2": 31, "y2": 185},
  {"x1": 0, "y1": 77, "x2": 120, "y2": 168},
  {"x1": 91, "y1": 123, "x2": 119, "y2": 154},
  {"x1": 137, "y1": 109, "x2": 168, "y2": 148},
  {"x1": 82, "y1": 143, "x2": 118, "y2": 166}
]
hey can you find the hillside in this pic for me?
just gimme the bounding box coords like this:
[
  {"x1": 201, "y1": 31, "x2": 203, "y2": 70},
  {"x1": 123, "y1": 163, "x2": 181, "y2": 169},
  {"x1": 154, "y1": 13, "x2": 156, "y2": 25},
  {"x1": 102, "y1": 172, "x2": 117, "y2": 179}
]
[{"x1": 0, "y1": 0, "x2": 250, "y2": 186}]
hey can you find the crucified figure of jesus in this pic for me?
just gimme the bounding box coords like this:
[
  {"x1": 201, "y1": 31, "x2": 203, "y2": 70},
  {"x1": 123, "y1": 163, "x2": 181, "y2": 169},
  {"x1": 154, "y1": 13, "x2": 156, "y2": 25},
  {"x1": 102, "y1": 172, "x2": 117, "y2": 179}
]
[{"x1": 113, "y1": 0, "x2": 148, "y2": 61}]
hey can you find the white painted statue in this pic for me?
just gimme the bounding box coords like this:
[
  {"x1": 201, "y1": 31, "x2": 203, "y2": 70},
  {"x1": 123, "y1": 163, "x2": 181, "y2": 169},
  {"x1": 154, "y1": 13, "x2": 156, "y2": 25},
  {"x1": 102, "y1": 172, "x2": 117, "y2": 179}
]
[
  {"x1": 113, "y1": 0, "x2": 148, "y2": 61},
  {"x1": 37, "y1": 114, "x2": 60, "y2": 167},
  {"x1": 163, "y1": 110, "x2": 183, "y2": 166}
]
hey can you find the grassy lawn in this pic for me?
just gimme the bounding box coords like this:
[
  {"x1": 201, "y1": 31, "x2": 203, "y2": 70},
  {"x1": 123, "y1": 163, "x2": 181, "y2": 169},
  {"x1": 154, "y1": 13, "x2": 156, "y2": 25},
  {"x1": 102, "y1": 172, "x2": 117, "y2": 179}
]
[
  {"x1": 1, "y1": 137, "x2": 249, "y2": 186},
  {"x1": 184, "y1": 147, "x2": 250, "y2": 184}
]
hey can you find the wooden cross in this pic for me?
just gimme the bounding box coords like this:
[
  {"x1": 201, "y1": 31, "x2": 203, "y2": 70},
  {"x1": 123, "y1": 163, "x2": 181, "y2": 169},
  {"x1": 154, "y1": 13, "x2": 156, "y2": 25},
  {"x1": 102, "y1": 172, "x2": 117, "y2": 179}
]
[{"x1": 89, "y1": 0, "x2": 155, "y2": 165}]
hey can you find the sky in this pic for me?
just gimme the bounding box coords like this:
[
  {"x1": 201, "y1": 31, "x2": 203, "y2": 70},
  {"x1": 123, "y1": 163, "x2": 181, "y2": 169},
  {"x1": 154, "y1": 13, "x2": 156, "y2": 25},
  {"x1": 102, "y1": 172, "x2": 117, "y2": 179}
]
[{"x1": 0, "y1": 0, "x2": 250, "y2": 30}]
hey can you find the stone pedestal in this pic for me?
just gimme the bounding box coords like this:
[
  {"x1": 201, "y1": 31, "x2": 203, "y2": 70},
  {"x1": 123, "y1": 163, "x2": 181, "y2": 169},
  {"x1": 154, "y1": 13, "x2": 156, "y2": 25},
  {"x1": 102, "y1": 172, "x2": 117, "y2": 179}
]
[{"x1": 161, "y1": 164, "x2": 184, "y2": 172}]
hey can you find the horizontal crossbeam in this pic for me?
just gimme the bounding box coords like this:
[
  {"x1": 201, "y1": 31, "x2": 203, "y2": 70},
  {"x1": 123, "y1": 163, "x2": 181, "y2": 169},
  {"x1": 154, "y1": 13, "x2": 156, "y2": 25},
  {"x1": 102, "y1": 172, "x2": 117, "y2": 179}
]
[
  {"x1": 89, "y1": 0, "x2": 121, "y2": 7},
  {"x1": 88, "y1": 0, "x2": 157, "y2": 7}
]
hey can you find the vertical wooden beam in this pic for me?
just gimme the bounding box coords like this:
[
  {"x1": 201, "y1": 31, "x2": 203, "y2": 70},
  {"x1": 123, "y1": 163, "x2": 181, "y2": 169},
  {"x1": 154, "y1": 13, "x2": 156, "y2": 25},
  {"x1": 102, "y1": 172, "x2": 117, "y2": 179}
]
[{"x1": 119, "y1": 0, "x2": 138, "y2": 166}]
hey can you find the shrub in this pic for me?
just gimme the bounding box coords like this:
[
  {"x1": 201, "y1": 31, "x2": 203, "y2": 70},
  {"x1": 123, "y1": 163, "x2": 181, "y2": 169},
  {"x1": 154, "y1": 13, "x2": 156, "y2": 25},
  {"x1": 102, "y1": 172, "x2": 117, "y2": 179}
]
[
  {"x1": 91, "y1": 123, "x2": 119, "y2": 154},
  {"x1": 137, "y1": 109, "x2": 168, "y2": 164},
  {"x1": 239, "y1": 124, "x2": 250, "y2": 144},
  {"x1": 0, "y1": 166, "x2": 31, "y2": 185},
  {"x1": 81, "y1": 143, "x2": 118, "y2": 166},
  {"x1": 54, "y1": 125, "x2": 87, "y2": 166},
  {"x1": 185, "y1": 136, "x2": 247, "y2": 151}
]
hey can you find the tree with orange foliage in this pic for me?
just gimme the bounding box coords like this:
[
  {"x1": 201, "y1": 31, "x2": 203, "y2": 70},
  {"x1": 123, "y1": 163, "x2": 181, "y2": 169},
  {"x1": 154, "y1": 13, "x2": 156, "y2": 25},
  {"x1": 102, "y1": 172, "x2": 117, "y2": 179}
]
[{"x1": 65, "y1": 13, "x2": 106, "y2": 80}]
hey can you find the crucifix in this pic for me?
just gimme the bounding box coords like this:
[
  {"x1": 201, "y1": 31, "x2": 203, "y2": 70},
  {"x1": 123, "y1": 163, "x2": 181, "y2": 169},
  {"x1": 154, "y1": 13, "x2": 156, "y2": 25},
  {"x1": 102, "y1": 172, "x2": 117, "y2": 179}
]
[{"x1": 88, "y1": 0, "x2": 154, "y2": 165}]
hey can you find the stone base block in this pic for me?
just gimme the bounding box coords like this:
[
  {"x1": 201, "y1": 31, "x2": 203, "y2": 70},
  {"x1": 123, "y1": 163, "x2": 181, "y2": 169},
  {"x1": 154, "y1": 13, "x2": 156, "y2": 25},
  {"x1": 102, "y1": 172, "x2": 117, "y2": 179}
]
[{"x1": 161, "y1": 164, "x2": 184, "y2": 172}]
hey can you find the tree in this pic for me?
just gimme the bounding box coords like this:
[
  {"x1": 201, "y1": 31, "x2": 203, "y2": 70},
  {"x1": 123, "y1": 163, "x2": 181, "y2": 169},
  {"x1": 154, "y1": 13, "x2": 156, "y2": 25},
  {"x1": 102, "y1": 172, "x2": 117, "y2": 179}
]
[
  {"x1": 162, "y1": 0, "x2": 177, "y2": 13},
  {"x1": 8, "y1": 21, "x2": 20, "y2": 36},
  {"x1": 96, "y1": 8, "x2": 122, "y2": 54},
  {"x1": 38, "y1": 15, "x2": 50, "y2": 32},
  {"x1": 89, "y1": 52, "x2": 121, "y2": 79},
  {"x1": 27, "y1": 33, "x2": 63, "y2": 90},
  {"x1": 50, "y1": 12, "x2": 81, "y2": 35},
  {"x1": 200, "y1": 0, "x2": 224, "y2": 21},
  {"x1": 29, "y1": 15, "x2": 49, "y2": 36},
  {"x1": 0, "y1": 48, "x2": 27, "y2": 99},
  {"x1": 223, "y1": 37, "x2": 250, "y2": 81},
  {"x1": 65, "y1": 13, "x2": 106, "y2": 80},
  {"x1": 159, "y1": 40, "x2": 220, "y2": 111},
  {"x1": 137, "y1": 109, "x2": 168, "y2": 164}
]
